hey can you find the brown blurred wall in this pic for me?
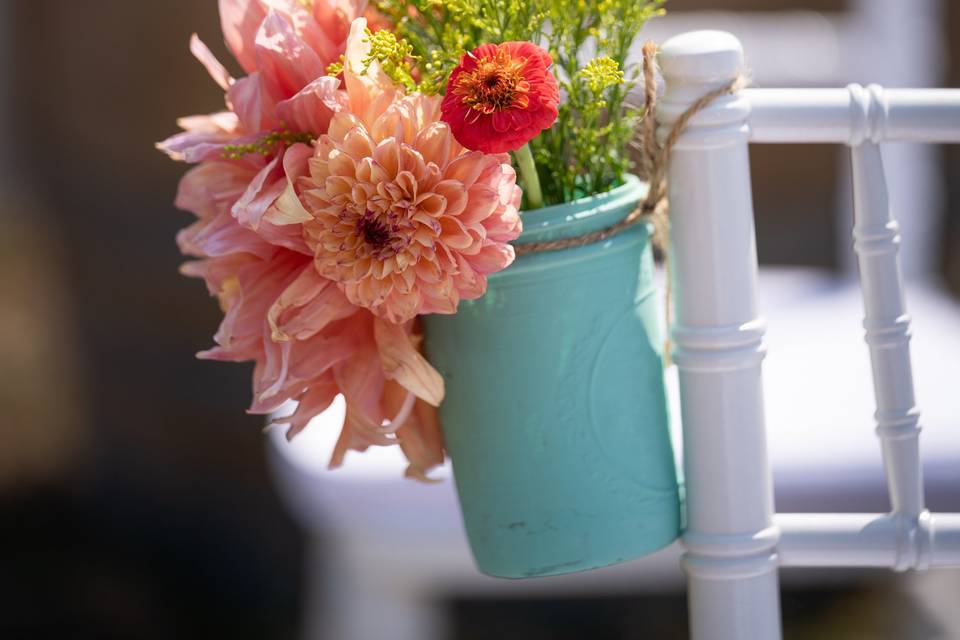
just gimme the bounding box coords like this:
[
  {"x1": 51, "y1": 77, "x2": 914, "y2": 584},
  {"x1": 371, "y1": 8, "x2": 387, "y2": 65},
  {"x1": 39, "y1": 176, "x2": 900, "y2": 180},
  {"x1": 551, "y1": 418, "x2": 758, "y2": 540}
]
[
  {"x1": 2, "y1": 2, "x2": 303, "y2": 638},
  {"x1": 944, "y1": 1, "x2": 960, "y2": 296}
]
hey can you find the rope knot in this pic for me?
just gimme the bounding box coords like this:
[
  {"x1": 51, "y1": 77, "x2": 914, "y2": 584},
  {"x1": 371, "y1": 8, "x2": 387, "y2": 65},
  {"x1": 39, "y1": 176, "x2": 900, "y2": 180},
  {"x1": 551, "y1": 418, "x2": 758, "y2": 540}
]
[
  {"x1": 515, "y1": 43, "x2": 744, "y2": 256},
  {"x1": 512, "y1": 42, "x2": 748, "y2": 366}
]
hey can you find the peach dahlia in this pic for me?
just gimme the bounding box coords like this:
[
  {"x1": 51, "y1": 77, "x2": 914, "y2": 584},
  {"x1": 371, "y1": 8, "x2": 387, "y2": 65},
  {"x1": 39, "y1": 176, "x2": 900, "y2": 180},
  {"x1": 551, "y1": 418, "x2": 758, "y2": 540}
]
[{"x1": 290, "y1": 35, "x2": 523, "y2": 323}]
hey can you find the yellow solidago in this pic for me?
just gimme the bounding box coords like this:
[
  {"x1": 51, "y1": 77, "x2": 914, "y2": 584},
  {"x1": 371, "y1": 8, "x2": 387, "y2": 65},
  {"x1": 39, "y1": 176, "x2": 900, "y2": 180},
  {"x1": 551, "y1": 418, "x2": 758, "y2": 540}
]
[
  {"x1": 362, "y1": 28, "x2": 418, "y2": 91},
  {"x1": 326, "y1": 54, "x2": 345, "y2": 77},
  {"x1": 222, "y1": 127, "x2": 316, "y2": 160},
  {"x1": 579, "y1": 57, "x2": 623, "y2": 94}
]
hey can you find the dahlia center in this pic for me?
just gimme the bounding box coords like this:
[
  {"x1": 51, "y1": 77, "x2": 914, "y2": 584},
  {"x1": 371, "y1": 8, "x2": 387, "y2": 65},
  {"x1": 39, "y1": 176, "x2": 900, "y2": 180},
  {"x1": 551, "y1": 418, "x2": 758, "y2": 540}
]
[
  {"x1": 358, "y1": 210, "x2": 393, "y2": 251},
  {"x1": 455, "y1": 51, "x2": 531, "y2": 114}
]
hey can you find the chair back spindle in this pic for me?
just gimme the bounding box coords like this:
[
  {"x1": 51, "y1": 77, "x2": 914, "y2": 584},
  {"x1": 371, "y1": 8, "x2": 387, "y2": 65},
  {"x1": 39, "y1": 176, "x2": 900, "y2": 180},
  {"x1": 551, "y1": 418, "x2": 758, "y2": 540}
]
[
  {"x1": 658, "y1": 30, "x2": 783, "y2": 640},
  {"x1": 661, "y1": 29, "x2": 960, "y2": 640}
]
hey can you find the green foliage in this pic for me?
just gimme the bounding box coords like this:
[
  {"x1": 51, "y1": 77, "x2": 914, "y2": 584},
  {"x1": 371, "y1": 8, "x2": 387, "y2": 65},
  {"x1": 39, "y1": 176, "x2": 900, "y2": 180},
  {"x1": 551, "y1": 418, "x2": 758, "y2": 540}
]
[{"x1": 372, "y1": 0, "x2": 665, "y2": 204}]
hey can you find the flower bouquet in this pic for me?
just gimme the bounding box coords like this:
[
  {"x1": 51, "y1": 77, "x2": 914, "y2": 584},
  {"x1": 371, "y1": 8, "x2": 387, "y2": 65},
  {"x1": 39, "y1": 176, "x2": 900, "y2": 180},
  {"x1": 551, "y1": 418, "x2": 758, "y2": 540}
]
[{"x1": 159, "y1": 0, "x2": 678, "y2": 578}]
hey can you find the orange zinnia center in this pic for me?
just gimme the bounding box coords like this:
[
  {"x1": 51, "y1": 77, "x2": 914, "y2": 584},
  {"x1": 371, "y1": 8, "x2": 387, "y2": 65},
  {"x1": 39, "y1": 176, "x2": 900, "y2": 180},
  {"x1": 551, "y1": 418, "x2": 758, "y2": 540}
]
[{"x1": 453, "y1": 49, "x2": 531, "y2": 116}]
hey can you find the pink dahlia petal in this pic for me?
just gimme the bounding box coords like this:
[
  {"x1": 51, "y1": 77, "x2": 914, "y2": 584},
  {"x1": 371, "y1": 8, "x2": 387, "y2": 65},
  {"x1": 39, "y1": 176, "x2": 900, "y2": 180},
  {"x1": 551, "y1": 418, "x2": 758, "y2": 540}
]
[
  {"x1": 266, "y1": 263, "x2": 356, "y2": 342},
  {"x1": 418, "y1": 285, "x2": 459, "y2": 315},
  {"x1": 233, "y1": 153, "x2": 287, "y2": 230},
  {"x1": 289, "y1": 0, "x2": 351, "y2": 64},
  {"x1": 253, "y1": 220, "x2": 312, "y2": 255},
  {"x1": 177, "y1": 111, "x2": 242, "y2": 136},
  {"x1": 227, "y1": 73, "x2": 280, "y2": 133},
  {"x1": 329, "y1": 418, "x2": 381, "y2": 468},
  {"x1": 451, "y1": 252, "x2": 485, "y2": 298},
  {"x1": 272, "y1": 372, "x2": 340, "y2": 441},
  {"x1": 252, "y1": 339, "x2": 294, "y2": 405},
  {"x1": 397, "y1": 400, "x2": 445, "y2": 481},
  {"x1": 373, "y1": 318, "x2": 444, "y2": 406},
  {"x1": 177, "y1": 211, "x2": 273, "y2": 259},
  {"x1": 263, "y1": 142, "x2": 314, "y2": 226},
  {"x1": 190, "y1": 34, "x2": 233, "y2": 91},
  {"x1": 306, "y1": 0, "x2": 365, "y2": 61},
  {"x1": 466, "y1": 241, "x2": 515, "y2": 274},
  {"x1": 414, "y1": 122, "x2": 453, "y2": 167},
  {"x1": 255, "y1": 328, "x2": 356, "y2": 408},
  {"x1": 224, "y1": 144, "x2": 315, "y2": 254},
  {"x1": 284, "y1": 328, "x2": 360, "y2": 394},
  {"x1": 482, "y1": 203, "x2": 522, "y2": 242},
  {"x1": 174, "y1": 161, "x2": 257, "y2": 220},
  {"x1": 179, "y1": 253, "x2": 258, "y2": 298},
  {"x1": 156, "y1": 112, "x2": 243, "y2": 163},
  {"x1": 376, "y1": 380, "x2": 417, "y2": 437},
  {"x1": 275, "y1": 76, "x2": 344, "y2": 134},
  {"x1": 220, "y1": 0, "x2": 359, "y2": 76},
  {"x1": 347, "y1": 77, "x2": 402, "y2": 136},
  {"x1": 334, "y1": 322, "x2": 387, "y2": 427},
  {"x1": 218, "y1": 0, "x2": 269, "y2": 74},
  {"x1": 461, "y1": 183, "x2": 499, "y2": 223},
  {"x1": 200, "y1": 249, "x2": 306, "y2": 361},
  {"x1": 254, "y1": 11, "x2": 326, "y2": 102},
  {"x1": 443, "y1": 152, "x2": 487, "y2": 188}
]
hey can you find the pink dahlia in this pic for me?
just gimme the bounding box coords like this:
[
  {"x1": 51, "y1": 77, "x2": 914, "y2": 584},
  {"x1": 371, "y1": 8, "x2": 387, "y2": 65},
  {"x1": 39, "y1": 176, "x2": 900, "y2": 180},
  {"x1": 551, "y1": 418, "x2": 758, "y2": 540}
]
[
  {"x1": 184, "y1": 239, "x2": 446, "y2": 480},
  {"x1": 158, "y1": 0, "x2": 361, "y2": 251},
  {"x1": 218, "y1": 0, "x2": 357, "y2": 78},
  {"x1": 441, "y1": 42, "x2": 560, "y2": 154},
  {"x1": 287, "y1": 22, "x2": 523, "y2": 323},
  {"x1": 162, "y1": 5, "x2": 450, "y2": 479}
]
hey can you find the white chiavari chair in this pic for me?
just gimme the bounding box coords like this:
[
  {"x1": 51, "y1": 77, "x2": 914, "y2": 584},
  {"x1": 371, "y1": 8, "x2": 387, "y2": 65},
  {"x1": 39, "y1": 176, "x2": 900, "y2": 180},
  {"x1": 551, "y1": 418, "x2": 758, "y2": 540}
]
[{"x1": 662, "y1": 29, "x2": 960, "y2": 639}]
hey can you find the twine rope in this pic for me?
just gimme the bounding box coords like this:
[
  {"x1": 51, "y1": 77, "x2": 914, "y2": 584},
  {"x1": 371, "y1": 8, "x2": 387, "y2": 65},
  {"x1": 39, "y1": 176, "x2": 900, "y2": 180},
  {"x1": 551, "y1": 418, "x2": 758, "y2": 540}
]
[
  {"x1": 515, "y1": 42, "x2": 746, "y2": 255},
  {"x1": 514, "y1": 41, "x2": 746, "y2": 364}
]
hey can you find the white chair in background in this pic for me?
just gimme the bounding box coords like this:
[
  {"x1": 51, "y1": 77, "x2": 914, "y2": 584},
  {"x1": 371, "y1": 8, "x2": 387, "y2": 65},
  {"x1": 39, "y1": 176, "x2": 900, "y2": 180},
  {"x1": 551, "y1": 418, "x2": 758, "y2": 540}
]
[{"x1": 267, "y1": 21, "x2": 960, "y2": 640}]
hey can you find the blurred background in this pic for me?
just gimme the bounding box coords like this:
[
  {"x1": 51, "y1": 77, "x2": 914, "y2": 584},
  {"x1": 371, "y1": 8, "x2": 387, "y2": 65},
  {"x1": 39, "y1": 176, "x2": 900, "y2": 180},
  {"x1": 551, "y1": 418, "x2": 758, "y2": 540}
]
[{"x1": 1, "y1": 0, "x2": 958, "y2": 638}]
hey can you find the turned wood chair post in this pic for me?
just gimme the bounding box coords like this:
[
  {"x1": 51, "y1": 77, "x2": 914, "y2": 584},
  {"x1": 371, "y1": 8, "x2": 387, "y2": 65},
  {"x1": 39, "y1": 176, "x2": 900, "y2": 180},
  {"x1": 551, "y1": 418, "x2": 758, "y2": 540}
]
[
  {"x1": 658, "y1": 31, "x2": 783, "y2": 640},
  {"x1": 661, "y1": 29, "x2": 960, "y2": 640}
]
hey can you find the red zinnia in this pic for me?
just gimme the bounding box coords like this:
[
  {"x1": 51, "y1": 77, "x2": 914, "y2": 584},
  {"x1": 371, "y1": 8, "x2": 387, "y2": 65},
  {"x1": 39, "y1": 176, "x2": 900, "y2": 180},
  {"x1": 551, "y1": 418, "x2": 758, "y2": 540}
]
[{"x1": 440, "y1": 42, "x2": 560, "y2": 154}]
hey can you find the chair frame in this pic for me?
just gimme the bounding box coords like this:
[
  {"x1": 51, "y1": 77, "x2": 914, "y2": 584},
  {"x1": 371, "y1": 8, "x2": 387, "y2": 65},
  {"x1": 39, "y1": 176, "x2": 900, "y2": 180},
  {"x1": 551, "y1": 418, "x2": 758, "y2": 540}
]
[{"x1": 661, "y1": 30, "x2": 960, "y2": 640}]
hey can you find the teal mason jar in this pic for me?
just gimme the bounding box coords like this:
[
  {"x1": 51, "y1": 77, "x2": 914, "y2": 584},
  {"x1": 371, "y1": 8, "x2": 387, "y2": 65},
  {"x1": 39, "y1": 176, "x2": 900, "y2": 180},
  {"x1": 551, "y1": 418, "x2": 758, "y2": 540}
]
[{"x1": 423, "y1": 175, "x2": 681, "y2": 578}]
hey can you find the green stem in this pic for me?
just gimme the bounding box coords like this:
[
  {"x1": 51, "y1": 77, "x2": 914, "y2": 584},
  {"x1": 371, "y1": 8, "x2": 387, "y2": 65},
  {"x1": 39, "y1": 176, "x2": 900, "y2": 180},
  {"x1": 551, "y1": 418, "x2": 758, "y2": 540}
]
[{"x1": 514, "y1": 142, "x2": 544, "y2": 210}]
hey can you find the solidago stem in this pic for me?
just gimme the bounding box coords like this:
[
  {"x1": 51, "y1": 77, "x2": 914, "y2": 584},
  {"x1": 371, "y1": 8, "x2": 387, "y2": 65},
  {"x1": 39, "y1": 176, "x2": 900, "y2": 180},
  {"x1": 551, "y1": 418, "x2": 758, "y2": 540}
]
[{"x1": 514, "y1": 142, "x2": 544, "y2": 210}]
